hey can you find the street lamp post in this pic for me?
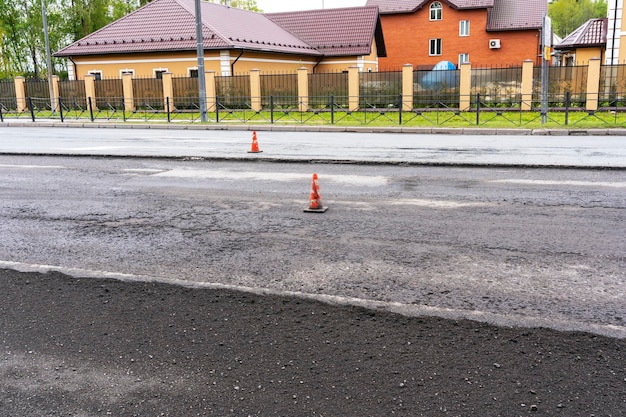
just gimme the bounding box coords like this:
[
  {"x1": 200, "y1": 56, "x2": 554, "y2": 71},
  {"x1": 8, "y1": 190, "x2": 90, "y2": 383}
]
[
  {"x1": 541, "y1": 14, "x2": 551, "y2": 125},
  {"x1": 195, "y1": 0, "x2": 208, "y2": 122}
]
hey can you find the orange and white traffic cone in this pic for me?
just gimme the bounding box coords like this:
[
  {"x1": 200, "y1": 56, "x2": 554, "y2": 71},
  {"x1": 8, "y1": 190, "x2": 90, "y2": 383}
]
[
  {"x1": 304, "y1": 173, "x2": 328, "y2": 212},
  {"x1": 248, "y1": 131, "x2": 262, "y2": 153}
]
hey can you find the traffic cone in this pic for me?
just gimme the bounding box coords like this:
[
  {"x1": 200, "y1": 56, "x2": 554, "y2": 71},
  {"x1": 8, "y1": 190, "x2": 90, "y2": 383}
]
[
  {"x1": 304, "y1": 173, "x2": 328, "y2": 213},
  {"x1": 248, "y1": 131, "x2": 262, "y2": 153}
]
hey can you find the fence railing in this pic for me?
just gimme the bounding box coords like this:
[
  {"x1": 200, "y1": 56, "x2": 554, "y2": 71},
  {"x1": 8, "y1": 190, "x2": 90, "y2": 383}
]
[
  {"x1": 4, "y1": 62, "x2": 626, "y2": 127},
  {"x1": 4, "y1": 91, "x2": 626, "y2": 127}
]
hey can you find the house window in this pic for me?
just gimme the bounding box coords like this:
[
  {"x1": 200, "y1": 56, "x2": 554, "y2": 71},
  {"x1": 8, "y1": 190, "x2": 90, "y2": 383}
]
[
  {"x1": 87, "y1": 70, "x2": 102, "y2": 80},
  {"x1": 189, "y1": 68, "x2": 199, "y2": 78},
  {"x1": 460, "y1": 20, "x2": 470, "y2": 36},
  {"x1": 120, "y1": 69, "x2": 135, "y2": 78},
  {"x1": 459, "y1": 53, "x2": 469, "y2": 66},
  {"x1": 430, "y1": 2, "x2": 442, "y2": 20},
  {"x1": 154, "y1": 68, "x2": 168, "y2": 79},
  {"x1": 429, "y1": 38, "x2": 442, "y2": 56}
]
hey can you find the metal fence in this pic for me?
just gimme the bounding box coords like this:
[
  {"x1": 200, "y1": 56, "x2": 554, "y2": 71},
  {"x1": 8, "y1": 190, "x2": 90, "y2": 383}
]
[
  {"x1": 472, "y1": 66, "x2": 522, "y2": 106},
  {"x1": 24, "y1": 79, "x2": 50, "y2": 100},
  {"x1": 0, "y1": 80, "x2": 16, "y2": 111},
  {"x1": 534, "y1": 65, "x2": 588, "y2": 107},
  {"x1": 94, "y1": 78, "x2": 123, "y2": 110},
  {"x1": 599, "y1": 64, "x2": 626, "y2": 108},
  {"x1": 172, "y1": 76, "x2": 199, "y2": 110},
  {"x1": 133, "y1": 77, "x2": 163, "y2": 110},
  {"x1": 5, "y1": 65, "x2": 626, "y2": 127},
  {"x1": 359, "y1": 71, "x2": 402, "y2": 109},
  {"x1": 261, "y1": 73, "x2": 297, "y2": 108},
  {"x1": 413, "y1": 68, "x2": 460, "y2": 108},
  {"x1": 309, "y1": 72, "x2": 349, "y2": 109},
  {"x1": 216, "y1": 74, "x2": 250, "y2": 109}
]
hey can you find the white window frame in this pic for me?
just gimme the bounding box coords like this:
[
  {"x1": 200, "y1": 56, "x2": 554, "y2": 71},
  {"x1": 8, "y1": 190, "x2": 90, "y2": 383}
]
[
  {"x1": 188, "y1": 67, "x2": 199, "y2": 78},
  {"x1": 153, "y1": 68, "x2": 169, "y2": 79},
  {"x1": 119, "y1": 68, "x2": 135, "y2": 78},
  {"x1": 460, "y1": 20, "x2": 470, "y2": 36},
  {"x1": 429, "y1": 38, "x2": 442, "y2": 56},
  {"x1": 87, "y1": 70, "x2": 102, "y2": 80},
  {"x1": 430, "y1": 2, "x2": 442, "y2": 21},
  {"x1": 459, "y1": 53, "x2": 469, "y2": 66}
]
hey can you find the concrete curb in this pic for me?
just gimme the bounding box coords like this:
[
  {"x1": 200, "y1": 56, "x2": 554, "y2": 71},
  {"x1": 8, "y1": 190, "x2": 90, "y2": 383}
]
[{"x1": 1, "y1": 120, "x2": 622, "y2": 136}]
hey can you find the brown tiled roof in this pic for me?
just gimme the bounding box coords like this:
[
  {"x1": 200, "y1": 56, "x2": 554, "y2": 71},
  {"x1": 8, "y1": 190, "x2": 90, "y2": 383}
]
[
  {"x1": 182, "y1": 0, "x2": 319, "y2": 54},
  {"x1": 266, "y1": 6, "x2": 385, "y2": 57},
  {"x1": 55, "y1": 0, "x2": 321, "y2": 57},
  {"x1": 486, "y1": 0, "x2": 545, "y2": 31},
  {"x1": 554, "y1": 18, "x2": 607, "y2": 50},
  {"x1": 55, "y1": 0, "x2": 217, "y2": 56},
  {"x1": 365, "y1": 0, "x2": 494, "y2": 14}
]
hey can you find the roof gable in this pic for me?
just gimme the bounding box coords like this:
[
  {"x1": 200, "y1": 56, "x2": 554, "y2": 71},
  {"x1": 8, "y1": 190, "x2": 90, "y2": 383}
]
[
  {"x1": 365, "y1": 0, "x2": 494, "y2": 14},
  {"x1": 180, "y1": 0, "x2": 318, "y2": 54},
  {"x1": 55, "y1": 0, "x2": 222, "y2": 56},
  {"x1": 367, "y1": 0, "x2": 544, "y2": 32},
  {"x1": 266, "y1": 6, "x2": 385, "y2": 57},
  {"x1": 55, "y1": 0, "x2": 320, "y2": 57},
  {"x1": 555, "y1": 18, "x2": 607, "y2": 50}
]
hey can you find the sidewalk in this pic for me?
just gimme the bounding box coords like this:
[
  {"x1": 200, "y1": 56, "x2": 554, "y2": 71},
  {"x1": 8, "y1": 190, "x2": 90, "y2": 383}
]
[{"x1": 1, "y1": 120, "x2": 625, "y2": 168}]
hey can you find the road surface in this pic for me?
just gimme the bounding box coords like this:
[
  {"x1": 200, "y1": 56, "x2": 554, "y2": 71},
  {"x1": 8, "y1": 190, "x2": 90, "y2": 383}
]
[{"x1": 1, "y1": 155, "x2": 624, "y2": 337}]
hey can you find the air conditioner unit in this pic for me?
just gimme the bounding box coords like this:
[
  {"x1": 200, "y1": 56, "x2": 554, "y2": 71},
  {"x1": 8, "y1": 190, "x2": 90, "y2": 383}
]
[{"x1": 489, "y1": 39, "x2": 501, "y2": 49}]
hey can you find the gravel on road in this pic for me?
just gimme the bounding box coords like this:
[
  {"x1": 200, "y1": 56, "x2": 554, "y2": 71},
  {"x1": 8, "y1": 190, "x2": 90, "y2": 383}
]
[{"x1": 1, "y1": 269, "x2": 624, "y2": 416}]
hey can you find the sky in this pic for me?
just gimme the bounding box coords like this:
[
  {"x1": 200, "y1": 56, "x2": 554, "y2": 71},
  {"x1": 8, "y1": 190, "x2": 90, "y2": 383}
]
[{"x1": 256, "y1": 0, "x2": 366, "y2": 13}]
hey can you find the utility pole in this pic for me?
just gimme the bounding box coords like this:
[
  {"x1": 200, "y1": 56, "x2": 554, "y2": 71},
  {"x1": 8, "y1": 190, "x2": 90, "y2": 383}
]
[
  {"x1": 41, "y1": 0, "x2": 55, "y2": 113},
  {"x1": 541, "y1": 14, "x2": 552, "y2": 125},
  {"x1": 195, "y1": 0, "x2": 208, "y2": 122}
]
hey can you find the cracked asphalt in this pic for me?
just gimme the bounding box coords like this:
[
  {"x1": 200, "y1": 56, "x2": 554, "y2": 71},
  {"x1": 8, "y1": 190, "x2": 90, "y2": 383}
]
[{"x1": 0, "y1": 127, "x2": 625, "y2": 416}]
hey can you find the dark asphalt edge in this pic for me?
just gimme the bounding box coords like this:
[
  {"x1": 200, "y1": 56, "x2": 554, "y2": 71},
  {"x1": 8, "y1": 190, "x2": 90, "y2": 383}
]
[
  {"x1": 1, "y1": 152, "x2": 624, "y2": 171},
  {"x1": 3, "y1": 265, "x2": 625, "y2": 339},
  {"x1": 3, "y1": 120, "x2": 626, "y2": 136}
]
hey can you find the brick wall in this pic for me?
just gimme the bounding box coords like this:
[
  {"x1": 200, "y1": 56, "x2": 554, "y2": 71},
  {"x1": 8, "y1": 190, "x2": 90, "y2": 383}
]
[{"x1": 378, "y1": 3, "x2": 541, "y2": 70}]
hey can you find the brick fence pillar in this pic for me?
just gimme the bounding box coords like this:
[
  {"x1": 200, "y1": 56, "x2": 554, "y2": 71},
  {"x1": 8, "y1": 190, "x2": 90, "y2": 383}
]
[
  {"x1": 205, "y1": 70, "x2": 217, "y2": 112},
  {"x1": 586, "y1": 57, "x2": 601, "y2": 111},
  {"x1": 402, "y1": 64, "x2": 414, "y2": 111},
  {"x1": 84, "y1": 74, "x2": 97, "y2": 111},
  {"x1": 348, "y1": 66, "x2": 359, "y2": 112},
  {"x1": 297, "y1": 67, "x2": 309, "y2": 112},
  {"x1": 162, "y1": 72, "x2": 174, "y2": 112},
  {"x1": 250, "y1": 69, "x2": 262, "y2": 112},
  {"x1": 51, "y1": 75, "x2": 60, "y2": 112},
  {"x1": 14, "y1": 76, "x2": 26, "y2": 112},
  {"x1": 122, "y1": 72, "x2": 135, "y2": 112},
  {"x1": 521, "y1": 60, "x2": 534, "y2": 111},
  {"x1": 459, "y1": 62, "x2": 471, "y2": 111}
]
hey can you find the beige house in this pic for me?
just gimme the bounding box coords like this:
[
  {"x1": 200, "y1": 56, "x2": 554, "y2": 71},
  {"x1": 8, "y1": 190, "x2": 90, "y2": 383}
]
[
  {"x1": 554, "y1": 18, "x2": 607, "y2": 66},
  {"x1": 54, "y1": 0, "x2": 386, "y2": 79}
]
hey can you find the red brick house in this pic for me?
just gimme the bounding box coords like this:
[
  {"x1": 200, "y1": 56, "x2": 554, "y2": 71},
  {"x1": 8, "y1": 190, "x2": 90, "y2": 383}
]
[{"x1": 365, "y1": 0, "x2": 547, "y2": 69}]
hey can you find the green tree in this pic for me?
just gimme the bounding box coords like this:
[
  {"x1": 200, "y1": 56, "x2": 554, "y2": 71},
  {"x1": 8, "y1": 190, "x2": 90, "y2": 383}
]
[
  {"x1": 108, "y1": 0, "x2": 148, "y2": 22},
  {"x1": 0, "y1": 0, "x2": 30, "y2": 77},
  {"x1": 66, "y1": 0, "x2": 113, "y2": 41},
  {"x1": 549, "y1": 0, "x2": 607, "y2": 38},
  {"x1": 0, "y1": 0, "x2": 54, "y2": 78},
  {"x1": 0, "y1": 0, "x2": 261, "y2": 77}
]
